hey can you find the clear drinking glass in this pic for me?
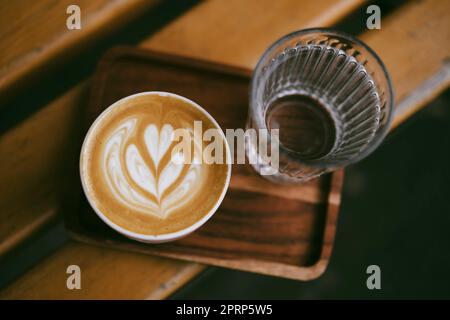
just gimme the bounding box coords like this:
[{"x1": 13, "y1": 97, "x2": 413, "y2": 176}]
[{"x1": 247, "y1": 28, "x2": 394, "y2": 182}]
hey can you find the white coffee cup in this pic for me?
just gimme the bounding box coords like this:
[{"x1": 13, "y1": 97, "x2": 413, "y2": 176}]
[{"x1": 80, "y1": 92, "x2": 232, "y2": 243}]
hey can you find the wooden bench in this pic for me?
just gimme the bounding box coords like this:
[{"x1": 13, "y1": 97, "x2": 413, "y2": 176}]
[{"x1": 1, "y1": 0, "x2": 449, "y2": 299}]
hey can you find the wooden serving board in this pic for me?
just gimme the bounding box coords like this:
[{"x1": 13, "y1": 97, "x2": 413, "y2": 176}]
[{"x1": 65, "y1": 46, "x2": 344, "y2": 280}]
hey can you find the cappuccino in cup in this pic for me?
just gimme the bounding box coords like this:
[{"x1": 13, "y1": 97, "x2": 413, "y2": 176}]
[{"x1": 80, "y1": 92, "x2": 231, "y2": 243}]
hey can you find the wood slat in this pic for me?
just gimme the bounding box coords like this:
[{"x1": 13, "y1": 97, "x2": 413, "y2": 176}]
[
  {"x1": 0, "y1": 241, "x2": 202, "y2": 299},
  {"x1": 0, "y1": 0, "x2": 159, "y2": 101},
  {"x1": 0, "y1": 0, "x2": 362, "y2": 298},
  {"x1": 143, "y1": 0, "x2": 364, "y2": 67},
  {"x1": 360, "y1": 0, "x2": 450, "y2": 128},
  {"x1": 0, "y1": 83, "x2": 88, "y2": 255},
  {"x1": 4, "y1": 0, "x2": 450, "y2": 298}
]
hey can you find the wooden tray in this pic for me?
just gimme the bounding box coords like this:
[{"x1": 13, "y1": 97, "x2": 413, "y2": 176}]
[{"x1": 65, "y1": 46, "x2": 344, "y2": 280}]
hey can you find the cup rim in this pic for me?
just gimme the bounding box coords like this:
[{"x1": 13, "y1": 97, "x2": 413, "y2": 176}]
[{"x1": 79, "y1": 91, "x2": 232, "y2": 243}]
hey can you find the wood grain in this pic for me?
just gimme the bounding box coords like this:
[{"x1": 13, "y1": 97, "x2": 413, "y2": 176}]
[
  {"x1": 0, "y1": 0, "x2": 159, "y2": 101},
  {"x1": 0, "y1": 241, "x2": 203, "y2": 299}
]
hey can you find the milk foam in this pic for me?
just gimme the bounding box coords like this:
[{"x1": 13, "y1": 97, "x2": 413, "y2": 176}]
[
  {"x1": 103, "y1": 118, "x2": 204, "y2": 219},
  {"x1": 82, "y1": 92, "x2": 230, "y2": 237}
]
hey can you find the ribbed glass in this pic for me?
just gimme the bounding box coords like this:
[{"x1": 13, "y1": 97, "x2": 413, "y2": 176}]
[{"x1": 247, "y1": 28, "x2": 394, "y2": 182}]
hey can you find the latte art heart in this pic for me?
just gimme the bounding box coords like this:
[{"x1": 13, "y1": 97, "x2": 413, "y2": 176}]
[{"x1": 103, "y1": 119, "x2": 204, "y2": 219}]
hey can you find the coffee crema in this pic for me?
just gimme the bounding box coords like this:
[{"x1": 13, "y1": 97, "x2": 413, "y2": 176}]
[{"x1": 80, "y1": 93, "x2": 230, "y2": 236}]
